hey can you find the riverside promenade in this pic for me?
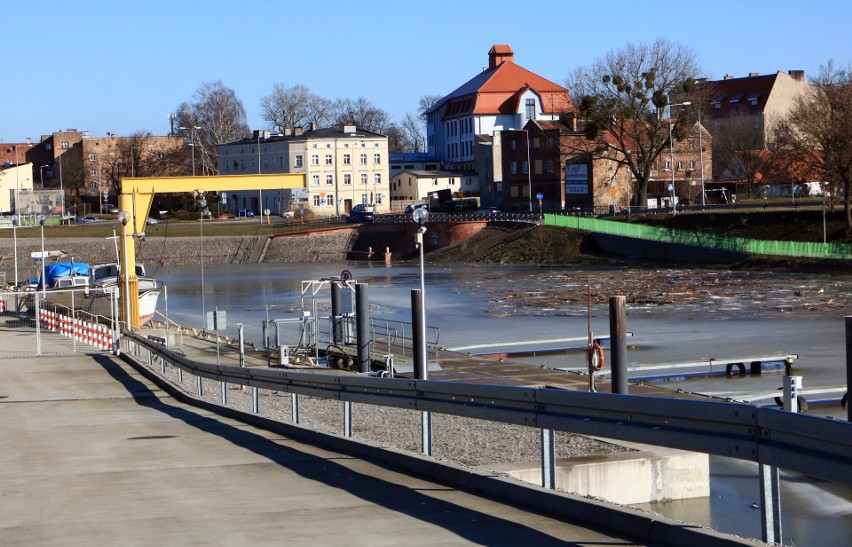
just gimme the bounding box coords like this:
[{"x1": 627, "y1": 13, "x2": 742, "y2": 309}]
[{"x1": 0, "y1": 317, "x2": 753, "y2": 546}]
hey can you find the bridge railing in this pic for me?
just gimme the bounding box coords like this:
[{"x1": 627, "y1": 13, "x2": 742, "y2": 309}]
[{"x1": 123, "y1": 331, "x2": 851, "y2": 486}]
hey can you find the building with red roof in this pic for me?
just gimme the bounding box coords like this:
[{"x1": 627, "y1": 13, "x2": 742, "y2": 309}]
[{"x1": 425, "y1": 45, "x2": 574, "y2": 173}]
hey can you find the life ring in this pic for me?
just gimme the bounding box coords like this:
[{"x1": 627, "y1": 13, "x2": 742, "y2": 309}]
[
  {"x1": 587, "y1": 341, "x2": 605, "y2": 371},
  {"x1": 725, "y1": 362, "x2": 746, "y2": 376}
]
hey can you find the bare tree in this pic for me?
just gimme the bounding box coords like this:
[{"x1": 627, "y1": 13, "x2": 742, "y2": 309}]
[
  {"x1": 566, "y1": 38, "x2": 704, "y2": 207},
  {"x1": 418, "y1": 94, "x2": 442, "y2": 118},
  {"x1": 260, "y1": 83, "x2": 330, "y2": 132},
  {"x1": 176, "y1": 80, "x2": 250, "y2": 174},
  {"x1": 399, "y1": 112, "x2": 425, "y2": 152},
  {"x1": 775, "y1": 61, "x2": 852, "y2": 231},
  {"x1": 712, "y1": 112, "x2": 780, "y2": 198},
  {"x1": 331, "y1": 97, "x2": 391, "y2": 134}
]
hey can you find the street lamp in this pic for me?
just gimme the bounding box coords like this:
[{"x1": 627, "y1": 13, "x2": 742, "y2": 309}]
[
  {"x1": 257, "y1": 131, "x2": 264, "y2": 223},
  {"x1": 11, "y1": 215, "x2": 19, "y2": 309},
  {"x1": 180, "y1": 126, "x2": 201, "y2": 176},
  {"x1": 117, "y1": 211, "x2": 131, "y2": 330},
  {"x1": 519, "y1": 130, "x2": 533, "y2": 212},
  {"x1": 665, "y1": 101, "x2": 691, "y2": 215},
  {"x1": 38, "y1": 214, "x2": 46, "y2": 297},
  {"x1": 412, "y1": 207, "x2": 429, "y2": 371},
  {"x1": 40, "y1": 165, "x2": 49, "y2": 189}
]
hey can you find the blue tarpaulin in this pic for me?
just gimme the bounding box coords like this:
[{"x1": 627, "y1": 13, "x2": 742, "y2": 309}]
[{"x1": 38, "y1": 262, "x2": 90, "y2": 290}]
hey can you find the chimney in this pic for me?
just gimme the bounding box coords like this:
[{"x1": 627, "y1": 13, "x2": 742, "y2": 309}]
[
  {"x1": 310, "y1": 122, "x2": 317, "y2": 131},
  {"x1": 25, "y1": 137, "x2": 31, "y2": 145},
  {"x1": 283, "y1": 127, "x2": 293, "y2": 136},
  {"x1": 343, "y1": 124, "x2": 356, "y2": 134},
  {"x1": 748, "y1": 72, "x2": 759, "y2": 77},
  {"x1": 724, "y1": 74, "x2": 734, "y2": 80},
  {"x1": 789, "y1": 70, "x2": 805, "y2": 82},
  {"x1": 488, "y1": 44, "x2": 515, "y2": 69},
  {"x1": 294, "y1": 127, "x2": 304, "y2": 136}
]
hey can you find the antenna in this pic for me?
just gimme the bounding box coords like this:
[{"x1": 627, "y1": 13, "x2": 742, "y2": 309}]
[{"x1": 167, "y1": 113, "x2": 177, "y2": 136}]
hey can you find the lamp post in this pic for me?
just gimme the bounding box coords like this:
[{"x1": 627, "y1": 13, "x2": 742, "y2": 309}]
[
  {"x1": 38, "y1": 214, "x2": 46, "y2": 297},
  {"x1": 40, "y1": 165, "x2": 49, "y2": 189},
  {"x1": 413, "y1": 207, "x2": 429, "y2": 371},
  {"x1": 180, "y1": 126, "x2": 201, "y2": 176},
  {"x1": 665, "y1": 102, "x2": 691, "y2": 215},
  {"x1": 58, "y1": 153, "x2": 64, "y2": 216},
  {"x1": 117, "y1": 211, "x2": 131, "y2": 331},
  {"x1": 11, "y1": 215, "x2": 19, "y2": 309},
  {"x1": 257, "y1": 131, "x2": 263, "y2": 223},
  {"x1": 697, "y1": 108, "x2": 706, "y2": 208},
  {"x1": 519, "y1": 130, "x2": 533, "y2": 212}
]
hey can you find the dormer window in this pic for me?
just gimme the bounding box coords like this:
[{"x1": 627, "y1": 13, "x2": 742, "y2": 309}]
[
  {"x1": 712, "y1": 95, "x2": 725, "y2": 109},
  {"x1": 729, "y1": 93, "x2": 744, "y2": 107},
  {"x1": 747, "y1": 91, "x2": 762, "y2": 106}
]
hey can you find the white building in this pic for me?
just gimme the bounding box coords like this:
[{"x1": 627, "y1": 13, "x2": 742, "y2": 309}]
[
  {"x1": 0, "y1": 162, "x2": 34, "y2": 214},
  {"x1": 390, "y1": 170, "x2": 463, "y2": 204},
  {"x1": 218, "y1": 125, "x2": 390, "y2": 216},
  {"x1": 424, "y1": 45, "x2": 574, "y2": 173}
]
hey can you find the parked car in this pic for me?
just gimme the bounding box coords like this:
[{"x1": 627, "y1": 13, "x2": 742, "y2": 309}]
[
  {"x1": 77, "y1": 216, "x2": 103, "y2": 223},
  {"x1": 237, "y1": 209, "x2": 255, "y2": 218},
  {"x1": 280, "y1": 210, "x2": 295, "y2": 219},
  {"x1": 346, "y1": 204, "x2": 374, "y2": 223},
  {"x1": 146, "y1": 217, "x2": 158, "y2": 225}
]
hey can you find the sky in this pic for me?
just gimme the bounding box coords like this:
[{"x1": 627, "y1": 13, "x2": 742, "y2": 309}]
[{"x1": 3, "y1": 0, "x2": 851, "y2": 144}]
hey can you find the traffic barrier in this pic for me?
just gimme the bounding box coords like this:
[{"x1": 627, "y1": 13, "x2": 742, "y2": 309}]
[{"x1": 0, "y1": 297, "x2": 6, "y2": 313}]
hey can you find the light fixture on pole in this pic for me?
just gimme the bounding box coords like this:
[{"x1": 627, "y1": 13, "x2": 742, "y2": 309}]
[
  {"x1": 40, "y1": 165, "x2": 49, "y2": 189},
  {"x1": 180, "y1": 126, "x2": 202, "y2": 176},
  {"x1": 117, "y1": 211, "x2": 131, "y2": 331},
  {"x1": 11, "y1": 215, "x2": 19, "y2": 309},
  {"x1": 257, "y1": 131, "x2": 263, "y2": 223},
  {"x1": 520, "y1": 130, "x2": 533, "y2": 212},
  {"x1": 665, "y1": 101, "x2": 691, "y2": 215},
  {"x1": 697, "y1": 108, "x2": 706, "y2": 208},
  {"x1": 38, "y1": 214, "x2": 47, "y2": 297},
  {"x1": 412, "y1": 207, "x2": 429, "y2": 370},
  {"x1": 194, "y1": 189, "x2": 207, "y2": 322}
]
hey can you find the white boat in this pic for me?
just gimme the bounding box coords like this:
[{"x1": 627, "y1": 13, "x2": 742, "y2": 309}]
[{"x1": 27, "y1": 260, "x2": 161, "y2": 324}]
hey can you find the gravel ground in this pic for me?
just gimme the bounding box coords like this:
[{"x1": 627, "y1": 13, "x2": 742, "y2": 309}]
[{"x1": 147, "y1": 360, "x2": 633, "y2": 472}]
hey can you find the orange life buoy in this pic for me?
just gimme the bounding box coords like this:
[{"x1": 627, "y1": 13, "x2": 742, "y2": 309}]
[{"x1": 587, "y1": 341, "x2": 605, "y2": 371}]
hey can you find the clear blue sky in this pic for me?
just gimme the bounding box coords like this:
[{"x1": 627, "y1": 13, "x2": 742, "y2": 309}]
[{"x1": 4, "y1": 0, "x2": 850, "y2": 143}]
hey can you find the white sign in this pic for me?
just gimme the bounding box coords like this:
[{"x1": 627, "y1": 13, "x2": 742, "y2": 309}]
[
  {"x1": 565, "y1": 164, "x2": 589, "y2": 182},
  {"x1": 206, "y1": 310, "x2": 226, "y2": 331},
  {"x1": 566, "y1": 184, "x2": 589, "y2": 195}
]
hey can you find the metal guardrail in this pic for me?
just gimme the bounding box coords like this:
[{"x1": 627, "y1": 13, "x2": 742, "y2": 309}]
[{"x1": 126, "y1": 332, "x2": 851, "y2": 486}]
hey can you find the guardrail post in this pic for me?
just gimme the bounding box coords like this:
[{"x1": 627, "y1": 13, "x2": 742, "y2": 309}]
[
  {"x1": 609, "y1": 296, "x2": 628, "y2": 394},
  {"x1": 344, "y1": 401, "x2": 353, "y2": 438},
  {"x1": 252, "y1": 387, "x2": 259, "y2": 414},
  {"x1": 759, "y1": 464, "x2": 782, "y2": 545},
  {"x1": 846, "y1": 316, "x2": 851, "y2": 422},
  {"x1": 197, "y1": 375, "x2": 203, "y2": 396},
  {"x1": 291, "y1": 393, "x2": 300, "y2": 424},
  {"x1": 356, "y1": 283, "x2": 370, "y2": 373},
  {"x1": 177, "y1": 366, "x2": 182, "y2": 384},
  {"x1": 221, "y1": 381, "x2": 227, "y2": 406},
  {"x1": 541, "y1": 428, "x2": 556, "y2": 489}
]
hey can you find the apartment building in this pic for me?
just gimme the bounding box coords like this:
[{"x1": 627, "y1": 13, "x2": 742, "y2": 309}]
[{"x1": 218, "y1": 125, "x2": 390, "y2": 216}]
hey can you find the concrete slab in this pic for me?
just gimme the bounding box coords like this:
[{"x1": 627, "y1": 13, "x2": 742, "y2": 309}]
[{"x1": 1, "y1": 352, "x2": 656, "y2": 545}]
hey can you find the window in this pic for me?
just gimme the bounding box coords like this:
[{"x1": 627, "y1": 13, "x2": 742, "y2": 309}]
[
  {"x1": 251, "y1": 160, "x2": 256, "y2": 169},
  {"x1": 343, "y1": 154, "x2": 351, "y2": 165},
  {"x1": 344, "y1": 173, "x2": 352, "y2": 185},
  {"x1": 61, "y1": 141, "x2": 69, "y2": 149},
  {"x1": 361, "y1": 173, "x2": 368, "y2": 185},
  {"x1": 525, "y1": 98, "x2": 535, "y2": 119},
  {"x1": 676, "y1": 160, "x2": 684, "y2": 171},
  {"x1": 373, "y1": 153, "x2": 381, "y2": 164},
  {"x1": 311, "y1": 174, "x2": 320, "y2": 186},
  {"x1": 511, "y1": 140, "x2": 517, "y2": 151},
  {"x1": 313, "y1": 195, "x2": 321, "y2": 207},
  {"x1": 90, "y1": 169, "x2": 96, "y2": 176},
  {"x1": 374, "y1": 173, "x2": 381, "y2": 186},
  {"x1": 545, "y1": 159, "x2": 554, "y2": 173},
  {"x1": 326, "y1": 193, "x2": 333, "y2": 206},
  {"x1": 325, "y1": 154, "x2": 333, "y2": 165},
  {"x1": 522, "y1": 161, "x2": 529, "y2": 174},
  {"x1": 311, "y1": 154, "x2": 319, "y2": 166},
  {"x1": 361, "y1": 194, "x2": 368, "y2": 205},
  {"x1": 233, "y1": 160, "x2": 239, "y2": 170},
  {"x1": 295, "y1": 155, "x2": 303, "y2": 167},
  {"x1": 240, "y1": 159, "x2": 245, "y2": 170},
  {"x1": 46, "y1": 142, "x2": 52, "y2": 151},
  {"x1": 328, "y1": 174, "x2": 336, "y2": 185},
  {"x1": 156, "y1": 152, "x2": 165, "y2": 160},
  {"x1": 664, "y1": 160, "x2": 671, "y2": 171},
  {"x1": 510, "y1": 161, "x2": 517, "y2": 174},
  {"x1": 360, "y1": 153, "x2": 367, "y2": 165},
  {"x1": 689, "y1": 160, "x2": 696, "y2": 170},
  {"x1": 89, "y1": 153, "x2": 97, "y2": 162},
  {"x1": 375, "y1": 193, "x2": 383, "y2": 204}
]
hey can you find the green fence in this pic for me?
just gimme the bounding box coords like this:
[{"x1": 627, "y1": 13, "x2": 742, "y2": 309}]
[{"x1": 544, "y1": 214, "x2": 852, "y2": 260}]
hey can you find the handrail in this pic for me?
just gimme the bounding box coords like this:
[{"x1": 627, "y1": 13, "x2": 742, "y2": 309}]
[{"x1": 125, "y1": 331, "x2": 852, "y2": 486}]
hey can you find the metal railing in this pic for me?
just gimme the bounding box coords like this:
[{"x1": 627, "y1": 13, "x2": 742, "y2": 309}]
[{"x1": 124, "y1": 331, "x2": 850, "y2": 485}]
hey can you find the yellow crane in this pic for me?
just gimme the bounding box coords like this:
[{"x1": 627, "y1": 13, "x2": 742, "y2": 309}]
[{"x1": 118, "y1": 173, "x2": 305, "y2": 330}]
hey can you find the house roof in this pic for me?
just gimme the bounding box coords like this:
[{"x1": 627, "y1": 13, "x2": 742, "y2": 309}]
[
  {"x1": 426, "y1": 45, "x2": 574, "y2": 120},
  {"x1": 221, "y1": 126, "x2": 385, "y2": 146},
  {"x1": 393, "y1": 170, "x2": 455, "y2": 179},
  {"x1": 698, "y1": 72, "x2": 781, "y2": 117}
]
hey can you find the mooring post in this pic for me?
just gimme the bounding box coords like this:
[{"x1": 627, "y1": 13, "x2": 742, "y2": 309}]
[
  {"x1": 237, "y1": 322, "x2": 245, "y2": 368},
  {"x1": 355, "y1": 283, "x2": 370, "y2": 373},
  {"x1": 609, "y1": 295, "x2": 629, "y2": 394}
]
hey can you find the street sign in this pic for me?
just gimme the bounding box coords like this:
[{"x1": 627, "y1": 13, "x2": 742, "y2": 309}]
[
  {"x1": 668, "y1": 184, "x2": 674, "y2": 191},
  {"x1": 206, "y1": 310, "x2": 226, "y2": 331},
  {"x1": 263, "y1": 208, "x2": 270, "y2": 216},
  {"x1": 536, "y1": 192, "x2": 544, "y2": 200},
  {"x1": 320, "y1": 199, "x2": 326, "y2": 205},
  {"x1": 610, "y1": 188, "x2": 618, "y2": 197}
]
